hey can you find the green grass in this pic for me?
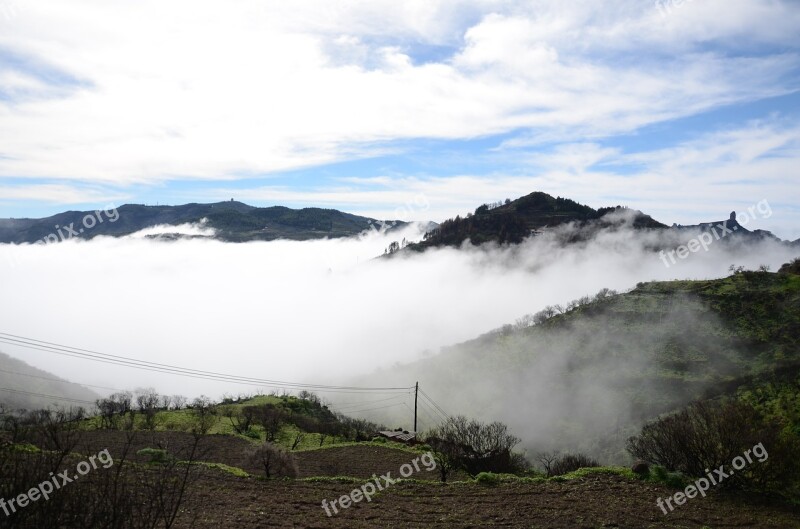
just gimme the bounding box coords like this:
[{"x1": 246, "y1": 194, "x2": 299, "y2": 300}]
[
  {"x1": 556, "y1": 466, "x2": 636, "y2": 480},
  {"x1": 78, "y1": 394, "x2": 361, "y2": 452},
  {"x1": 7, "y1": 443, "x2": 40, "y2": 454},
  {"x1": 293, "y1": 440, "x2": 423, "y2": 454},
  {"x1": 299, "y1": 476, "x2": 364, "y2": 484},
  {"x1": 190, "y1": 462, "x2": 250, "y2": 478}
]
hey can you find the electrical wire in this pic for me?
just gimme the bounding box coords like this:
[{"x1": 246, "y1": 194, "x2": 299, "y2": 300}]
[
  {"x1": 419, "y1": 389, "x2": 451, "y2": 422},
  {"x1": 330, "y1": 402, "x2": 406, "y2": 415},
  {"x1": 0, "y1": 367, "x2": 122, "y2": 392},
  {"x1": 0, "y1": 387, "x2": 96, "y2": 405},
  {"x1": 0, "y1": 332, "x2": 415, "y2": 395},
  {"x1": 419, "y1": 398, "x2": 447, "y2": 423},
  {"x1": 416, "y1": 400, "x2": 443, "y2": 426},
  {"x1": 328, "y1": 393, "x2": 411, "y2": 412},
  {"x1": 419, "y1": 388, "x2": 450, "y2": 417}
]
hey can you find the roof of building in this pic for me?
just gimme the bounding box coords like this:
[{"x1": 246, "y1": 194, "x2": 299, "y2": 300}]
[{"x1": 377, "y1": 430, "x2": 417, "y2": 443}]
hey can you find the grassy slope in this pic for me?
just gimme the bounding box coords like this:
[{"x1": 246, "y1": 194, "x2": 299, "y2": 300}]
[
  {"x1": 367, "y1": 267, "x2": 800, "y2": 461},
  {"x1": 82, "y1": 394, "x2": 355, "y2": 452}
]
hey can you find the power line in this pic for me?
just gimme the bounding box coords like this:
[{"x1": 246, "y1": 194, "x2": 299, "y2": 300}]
[
  {"x1": 419, "y1": 389, "x2": 451, "y2": 422},
  {"x1": 403, "y1": 402, "x2": 437, "y2": 431},
  {"x1": 0, "y1": 387, "x2": 96, "y2": 405},
  {"x1": 418, "y1": 398, "x2": 447, "y2": 423},
  {"x1": 0, "y1": 332, "x2": 414, "y2": 395},
  {"x1": 329, "y1": 393, "x2": 410, "y2": 412},
  {"x1": 0, "y1": 367, "x2": 122, "y2": 393},
  {"x1": 419, "y1": 389, "x2": 450, "y2": 417},
  {"x1": 418, "y1": 398, "x2": 445, "y2": 420},
  {"x1": 332, "y1": 402, "x2": 406, "y2": 415},
  {"x1": 417, "y1": 404, "x2": 440, "y2": 427}
]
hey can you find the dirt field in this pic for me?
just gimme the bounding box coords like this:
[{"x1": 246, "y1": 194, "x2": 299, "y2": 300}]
[
  {"x1": 70, "y1": 431, "x2": 800, "y2": 528},
  {"x1": 74, "y1": 430, "x2": 449, "y2": 478},
  {"x1": 180, "y1": 469, "x2": 800, "y2": 529}
]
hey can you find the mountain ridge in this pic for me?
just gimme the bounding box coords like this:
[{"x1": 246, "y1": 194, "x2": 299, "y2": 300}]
[
  {"x1": 0, "y1": 201, "x2": 406, "y2": 244},
  {"x1": 2, "y1": 192, "x2": 796, "y2": 249}
]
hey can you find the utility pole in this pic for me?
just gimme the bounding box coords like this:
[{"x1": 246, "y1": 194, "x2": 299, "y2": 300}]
[{"x1": 414, "y1": 382, "x2": 418, "y2": 432}]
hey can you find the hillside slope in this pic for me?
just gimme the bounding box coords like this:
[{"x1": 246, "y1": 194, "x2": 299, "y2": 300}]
[
  {"x1": 0, "y1": 351, "x2": 99, "y2": 410},
  {"x1": 359, "y1": 262, "x2": 800, "y2": 462}
]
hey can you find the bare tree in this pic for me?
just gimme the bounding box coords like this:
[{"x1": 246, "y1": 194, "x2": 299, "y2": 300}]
[
  {"x1": 190, "y1": 395, "x2": 218, "y2": 435},
  {"x1": 537, "y1": 451, "x2": 558, "y2": 476},
  {"x1": 291, "y1": 432, "x2": 306, "y2": 450},
  {"x1": 96, "y1": 391, "x2": 135, "y2": 430},
  {"x1": 254, "y1": 404, "x2": 285, "y2": 442},
  {"x1": 247, "y1": 443, "x2": 299, "y2": 479},
  {"x1": 171, "y1": 395, "x2": 187, "y2": 410},
  {"x1": 223, "y1": 405, "x2": 256, "y2": 435},
  {"x1": 426, "y1": 416, "x2": 524, "y2": 477},
  {"x1": 135, "y1": 388, "x2": 161, "y2": 430}
]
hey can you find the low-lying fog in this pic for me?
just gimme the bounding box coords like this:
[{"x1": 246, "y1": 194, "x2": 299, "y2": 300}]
[{"x1": 0, "y1": 216, "x2": 796, "y2": 411}]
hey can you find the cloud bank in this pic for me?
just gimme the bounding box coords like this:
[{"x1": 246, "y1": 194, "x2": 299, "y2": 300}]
[{"x1": 0, "y1": 220, "x2": 796, "y2": 406}]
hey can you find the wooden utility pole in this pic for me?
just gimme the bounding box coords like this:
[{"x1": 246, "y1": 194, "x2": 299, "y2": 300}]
[{"x1": 414, "y1": 382, "x2": 418, "y2": 432}]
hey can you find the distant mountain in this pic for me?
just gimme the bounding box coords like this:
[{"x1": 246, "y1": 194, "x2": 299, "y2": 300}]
[
  {"x1": 406, "y1": 191, "x2": 665, "y2": 251},
  {"x1": 396, "y1": 192, "x2": 795, "y2": 253},
  {"x1": 0, "y1": 352, "x2": 99, "y2": 411},
  {"x1": 0, "y1": 201, "x2": 405, "y2": 243},
  {"x1": 674, "y1": 211, "x2": 784, "y2": 243}
]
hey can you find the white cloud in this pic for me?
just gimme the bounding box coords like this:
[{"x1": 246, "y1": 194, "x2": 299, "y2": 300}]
[
  {"x1": 0, "y1": 0, "x2": 797, "y2": 184},
  {"x1": 0, "y1": 183, "x2": 129, "y2": 205},
  {"x1": 197, "y1": 120, "x2": 800, "y2": 239}
]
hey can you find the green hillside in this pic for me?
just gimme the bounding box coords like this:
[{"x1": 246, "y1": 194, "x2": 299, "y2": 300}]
[
  {"x1": 364, "y1": 260, "x2": 800, "y2": 462},
  {"x1": 83, "y1": 392, "x2": 388, "y2": 453}
]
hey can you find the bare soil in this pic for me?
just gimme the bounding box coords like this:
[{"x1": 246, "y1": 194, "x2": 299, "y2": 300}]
[
  {"x1": 73, "y1": 431, "x2": 800, "y2": 528},
  {"x1": 179, "y1": 470, "x2": 800, "y2": 529}
]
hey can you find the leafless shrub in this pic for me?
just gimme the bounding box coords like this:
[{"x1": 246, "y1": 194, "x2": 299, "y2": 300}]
[
  {"x1": 190, "y1": 395, "x2": 218, "y2": 435},
  {"x1": 627, "y1": 400, "x2": 800, "y2": 492},
  {"x1": 253, "y1": 404, "x2": 286, "y2": 442},
  {"x1": 223, "y1": 405, "x2": 257, "y2": 435},
  {"x1": 544, "y1": 453, "x2": 599, "y2": 477},
  {"x1": 247, "y1": 442, "x2": 298, "y2": 479},
  {"x1": 426, "y1": 416, "x2": 525, "y2": 479},
  {"x1": 96, "y1": 391, "x2": 134, "y2": 430},
  {"x1": 291, "y1": 432, "x2": 306, "y2": 450},
  {"x1": 135, "y1": 388, "x2": 161, "y2": 430}
]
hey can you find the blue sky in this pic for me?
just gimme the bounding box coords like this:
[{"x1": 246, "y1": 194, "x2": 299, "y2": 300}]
[{"x1": 0, "y1": 0, "x2": 799, "y2": 238}]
